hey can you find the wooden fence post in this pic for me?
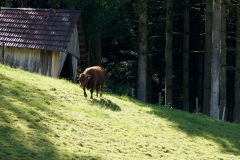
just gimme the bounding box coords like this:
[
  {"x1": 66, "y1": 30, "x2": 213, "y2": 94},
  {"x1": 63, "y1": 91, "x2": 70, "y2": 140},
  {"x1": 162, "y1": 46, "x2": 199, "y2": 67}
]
[
  {"x1": 196, "y1": 97, "x2": 198, "y2": 114},
  {"x1": 159, "y1": 92, "x2": 162, "y2": 106},
  {"x1": 132, "y1": 87, "x2": 135, "y2": 99},
  {"x1": 222, "y1": 106, "x2": 226, "y2": 121}
]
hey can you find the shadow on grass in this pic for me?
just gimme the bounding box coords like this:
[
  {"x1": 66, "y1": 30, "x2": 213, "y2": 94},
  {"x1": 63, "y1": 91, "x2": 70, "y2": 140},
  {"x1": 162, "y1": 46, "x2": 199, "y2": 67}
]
[
  {"x1": 0, "y1": 75, "x2": 61, "y2": 159},
  {"x1": 0, "y1": 72, "x2": 104, "y2": 159},
  {"x1": 0, "y1": 126, "x2": 55, "y2": 159},
  {"x1": 147, "y1": 105, "x2": 240, "y2": 156},
  {"x1": 90, "y1": 98, "x2": 121, "y2": 111}
]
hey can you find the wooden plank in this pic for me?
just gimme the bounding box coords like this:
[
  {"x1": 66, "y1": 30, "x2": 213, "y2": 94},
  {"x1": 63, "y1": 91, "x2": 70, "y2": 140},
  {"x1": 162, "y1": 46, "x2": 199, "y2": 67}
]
[
  {"x1": 48, "y1": 51, "x2": 52, "y2": 76},
  {"x1": 51, "y1": 51, "x2": 60, "y2": 78},
  {"x1": 23, "y1": 48, "x2": 28, "y2": 70},
  {"x1": 51, "y1": 51, "x2": 56, "y2": 77},
  {"x1": 72, "y1": 56, "x2": 78, "y2": 81},
  {"x1": 67, "y1": 25, "x2": 80, "y2": 59},
  {"x1": 2, "y1": 47, "x2": 61, "y2": 78},
  {"x1": 40, "y1": 50, "x2": 52, "y2": 76},
  {"x1": 41, "y1": 50, "x2": 47, "y2": 76},
  {"x1": 35, "y1": 49, "x2": 41, "y2": 73}
]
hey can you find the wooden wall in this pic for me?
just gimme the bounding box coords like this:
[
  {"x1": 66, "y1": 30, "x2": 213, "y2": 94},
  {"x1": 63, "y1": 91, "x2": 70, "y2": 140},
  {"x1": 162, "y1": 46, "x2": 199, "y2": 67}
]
[
  {"x1": 67, "y1": 25, "x2": 80, "y2": 59},
  {"x1": 71, "y1": 56, "x2": 78, "y2": 81},
  {"x1": 3, "y1": 47, "x2": 41, "y2": 73},
  {"x1": 67, "y1": 25, "x2": 80, "y2": 81},
  {"x1": 0, "y1": 46, "x2": 66, "y2": 78}
]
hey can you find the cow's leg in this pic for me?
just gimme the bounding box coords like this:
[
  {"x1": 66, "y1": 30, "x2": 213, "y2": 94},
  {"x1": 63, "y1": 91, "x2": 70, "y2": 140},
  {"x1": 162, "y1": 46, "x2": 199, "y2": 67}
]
[
  {"x1": 83, "y1": 86, "x2": 87, "y2": 97},
  {"x1": 99, "y1": 85, "x2": 102, "y2": 97},
  {"x1": 96, "y1": 85, "x2": 99, "y2": 97},
  {"x1": 90, "y1": 87, "x2": 94, "y2": 99},
  {"x1": 90, "y1": 84, "x2": 96, "y2": 99},
  {"x1": 90, "y1": 83, "x2": 98, "y2": 99}
]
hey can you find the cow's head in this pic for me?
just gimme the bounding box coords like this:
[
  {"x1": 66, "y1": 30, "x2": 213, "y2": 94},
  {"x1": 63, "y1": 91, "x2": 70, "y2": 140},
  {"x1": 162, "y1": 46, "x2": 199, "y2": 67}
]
[
  {"x1": 78, "y1": 73, "x2": 91, "y2": 88},
  {"x1": 76, "y1": 71, "x2": 80, "y2": 78}
]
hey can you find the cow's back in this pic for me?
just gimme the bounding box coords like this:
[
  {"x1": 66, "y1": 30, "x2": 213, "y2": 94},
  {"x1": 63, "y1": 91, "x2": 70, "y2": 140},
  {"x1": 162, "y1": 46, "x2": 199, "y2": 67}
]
[{"x1": 84, "y1": 66, "x2": 105, "y2": 85}]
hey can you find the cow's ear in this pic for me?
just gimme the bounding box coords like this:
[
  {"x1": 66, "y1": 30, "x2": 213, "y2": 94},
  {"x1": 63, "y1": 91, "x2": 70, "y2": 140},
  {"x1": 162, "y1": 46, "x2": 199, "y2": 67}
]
[{"x1": 87, "y1": 75, "x2": 92, "y2": 79}]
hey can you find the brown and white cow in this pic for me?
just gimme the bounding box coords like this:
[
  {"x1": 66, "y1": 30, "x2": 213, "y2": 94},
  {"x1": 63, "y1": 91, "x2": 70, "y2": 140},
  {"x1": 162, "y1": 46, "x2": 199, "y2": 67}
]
[{"x1": 76, "y1": 66, "x2": 105, "y2": 99}]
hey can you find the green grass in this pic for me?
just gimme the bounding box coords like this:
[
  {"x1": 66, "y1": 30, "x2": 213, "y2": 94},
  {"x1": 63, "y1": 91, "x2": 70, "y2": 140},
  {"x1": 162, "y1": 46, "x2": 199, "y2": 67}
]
[{"x1": 0, "y1": 64, "x2": 240, "y2": 160}]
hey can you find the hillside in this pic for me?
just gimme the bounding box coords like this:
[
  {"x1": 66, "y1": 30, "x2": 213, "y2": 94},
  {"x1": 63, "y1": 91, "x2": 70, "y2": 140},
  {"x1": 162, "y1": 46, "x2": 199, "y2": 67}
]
[{"x1": 0, "y1": 64, "x2": 240, "y2": 160}]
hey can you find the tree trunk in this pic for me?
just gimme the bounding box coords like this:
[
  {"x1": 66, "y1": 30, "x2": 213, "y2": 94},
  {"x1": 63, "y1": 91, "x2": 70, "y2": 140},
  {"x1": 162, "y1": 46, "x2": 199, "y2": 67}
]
[
  {"x1": 95, "y1": 35, "x2": 102, "y2": 66},
  {"x1": 211, "y1": 0, "x2": 221, "y2": 119},
  {"x1": 22, "y1": 0, "x2": 28, "y2": 7},
  {"x1": 5, "y1": 0, "x2": 10, "y2": 7},
  {"x1": 198, "y1": 52, "x2": 203, "y2": 113},
  {"x1": 165, "y1": 0, "x2": 173, "y2": 105},
  {"x1": 137, "y1": 0, "x2": 148, "y2": 102},
  {"x1": 147, "y1": 6, "x2": 153, "y2": 103},
  {"x1": 197, "y1": 2, "x2": 205, "y2": 113},
  {"x1": 234, "y1": 0, "x2": 240, "y2": 123},
  {"x1": 203, "y1": 0, "x2": 212, "y2": 115},
  {"x1": 220, "y1": 0, "x2": 227, "y2": 120},
  {"x1": 183, "y1": 0, "x2": 189, "y2": 111}
]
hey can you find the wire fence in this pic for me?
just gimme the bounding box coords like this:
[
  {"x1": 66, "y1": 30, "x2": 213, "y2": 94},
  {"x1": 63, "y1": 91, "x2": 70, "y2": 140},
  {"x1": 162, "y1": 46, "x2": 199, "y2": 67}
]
[
  {"x1": 105, "y1": 85, "x2": 238, "y2": 123},
  {"x1": 130, "y1": 87, "x2": 163, "y2": 106}
]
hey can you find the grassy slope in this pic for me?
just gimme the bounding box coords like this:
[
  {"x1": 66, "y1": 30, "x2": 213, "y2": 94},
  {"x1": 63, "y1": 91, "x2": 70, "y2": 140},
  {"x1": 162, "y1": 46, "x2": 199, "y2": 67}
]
[{"x1": 0, "y1": 64, "x2": 240, "y2": 160}]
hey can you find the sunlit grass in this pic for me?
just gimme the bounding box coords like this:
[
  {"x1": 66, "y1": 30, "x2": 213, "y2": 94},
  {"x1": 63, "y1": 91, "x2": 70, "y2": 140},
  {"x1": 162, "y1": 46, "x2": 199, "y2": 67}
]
[{"x1": 0, "y1": 64, "x2": 240, "y2": 160}]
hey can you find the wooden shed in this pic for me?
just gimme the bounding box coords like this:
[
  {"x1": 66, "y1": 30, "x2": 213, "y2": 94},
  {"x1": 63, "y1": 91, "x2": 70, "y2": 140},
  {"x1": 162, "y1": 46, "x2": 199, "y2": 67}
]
[{"x1": 0, "y1": 7, "x2": 87, "y2": 80}]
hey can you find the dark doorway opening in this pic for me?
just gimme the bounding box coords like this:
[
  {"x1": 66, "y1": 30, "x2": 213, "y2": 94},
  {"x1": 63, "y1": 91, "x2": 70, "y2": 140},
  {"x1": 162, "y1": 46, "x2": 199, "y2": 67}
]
[{"x1": 60, "y1": 53, "x2": 73, "y2": 80}]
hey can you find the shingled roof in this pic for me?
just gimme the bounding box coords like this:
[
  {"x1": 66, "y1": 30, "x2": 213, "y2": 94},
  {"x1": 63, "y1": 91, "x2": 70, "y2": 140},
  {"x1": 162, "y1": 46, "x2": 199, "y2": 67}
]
[{"x1": 0, "y1": 7, "x2": 86, "y2": 57}]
